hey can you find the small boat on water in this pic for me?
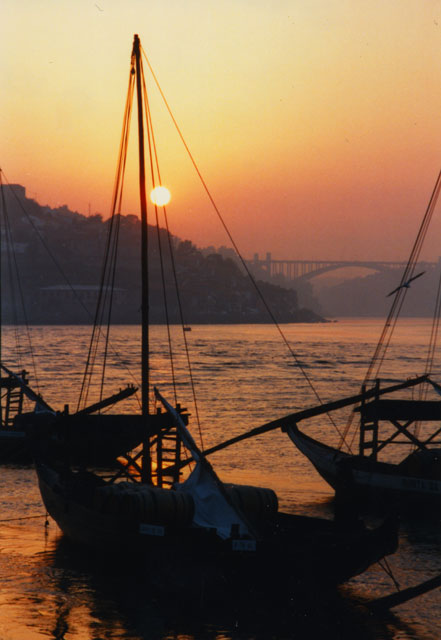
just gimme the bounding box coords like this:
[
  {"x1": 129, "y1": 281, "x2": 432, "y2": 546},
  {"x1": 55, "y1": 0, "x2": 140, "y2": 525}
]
[
  {"x1": 287, "y1": 379, "x2": 441, "y2": 511},
  {"x1": 0, "y1": 358, "x2": 144, "y2": 466},
  {"x1": 0, "y1": 176, "x2": 147, "y2": 466},
  {"x1": 36, "y1": 388, "x2": 398, "y2": 595},
  {"x1": 287, "y1": 170, "x2": 441, "y2": 513},
  {"x1": 31, "y1": 34, "x2": 398, "y2": 597},
  {"x1": 0, "y1": 367, "x2": 34, "y2": 463},
  {"x1": 207, "y1": 175, "x2": 441, "y2": 514},
  {"x1": 0, "y1": 176, "x2": 36, "y2": 463},
  {"x1": 199, "y1": 373, "x2": 440, "y2": 512}
]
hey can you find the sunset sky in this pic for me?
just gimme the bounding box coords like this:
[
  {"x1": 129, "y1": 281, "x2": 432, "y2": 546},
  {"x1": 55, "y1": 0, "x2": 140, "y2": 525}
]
[{"x1": 2, "y1": 1, "x2": 440, "y2": 261}]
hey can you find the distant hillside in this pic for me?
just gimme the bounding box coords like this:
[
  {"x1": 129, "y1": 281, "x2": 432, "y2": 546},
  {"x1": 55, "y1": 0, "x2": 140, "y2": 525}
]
[
  {"x1": 317, "y1": 267, "x2": 440, "y2": 317},
  {"x1": 0, "y1": 185, "x2": 324, "y2": 324}
]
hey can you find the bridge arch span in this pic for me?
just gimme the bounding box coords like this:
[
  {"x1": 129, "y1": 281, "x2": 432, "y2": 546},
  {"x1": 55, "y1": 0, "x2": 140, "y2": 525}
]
[{"x1": 247, "y1": 258, "x2": 436, "y2": 282}]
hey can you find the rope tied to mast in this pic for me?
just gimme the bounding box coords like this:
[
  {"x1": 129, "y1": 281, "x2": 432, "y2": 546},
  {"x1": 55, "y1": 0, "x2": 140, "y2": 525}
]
[{"x1": 341, "y1": 169, "x2": 441, "y2": 451}]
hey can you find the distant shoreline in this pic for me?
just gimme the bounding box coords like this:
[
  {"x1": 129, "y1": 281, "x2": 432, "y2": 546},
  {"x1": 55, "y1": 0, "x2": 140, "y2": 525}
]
[{"x1": 2, "y1": 319, "x2": 329, "y2": 327}]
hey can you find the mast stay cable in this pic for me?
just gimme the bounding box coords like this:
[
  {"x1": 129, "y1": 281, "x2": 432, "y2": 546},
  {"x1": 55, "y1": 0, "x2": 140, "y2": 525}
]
[
  {"x1": 141, "y1": 66, "x2": 204, "y2": 449},
  {"x1": 140, "y1": 46, "x2": 344, "y2": 443},
  {"x1": 0, "y1": 170, "x2": 141, "y2": 405},
  {"x1": 341, "y1": 169, "x2": 441, "y2": 451},
  {"x1": 0, "y1": 170, "x2": 41, "y2": 393},
  {"x1": 77, "y1": 68, "x2": 136, "y2": 411}
]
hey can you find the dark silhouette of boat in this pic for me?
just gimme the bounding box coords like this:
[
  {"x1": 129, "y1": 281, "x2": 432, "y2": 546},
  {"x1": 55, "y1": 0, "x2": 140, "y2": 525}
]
[
  {"x1": 287, "y1": 384, "x2": 441, "y2": 511},
  {"x1": 0, "y1": 356, "x2": 144, "y2": 466},
  {"x1": 0, "y1": 368, "x2": 33, "y2": 463},
  {"x1": 197, "y1": 374, "x2": 440, "y2": 512},
  {"x1": 0, "y1": 177, "x2": 146, "y2": 466},
  {"x1": 288, "y1": 169, "x2": 441, "y2": 513}
]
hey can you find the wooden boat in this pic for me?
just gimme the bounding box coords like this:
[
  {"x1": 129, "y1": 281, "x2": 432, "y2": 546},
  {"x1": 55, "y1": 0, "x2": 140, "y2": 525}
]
[
  {"x1": 35, "y1": 389, "x2": 398, "y2": 595},
  {"x1": 204, "y1": 351, "x2": 441, "y2": 514},
  {"x1": 287, "y1": 378, "x2": 441, "y2": 512},
  {"x1": 23, "y1": 386, "x2": 148, "y2": 467},
  {"x1": 0, "y1": 177, "x2": 146, "y2": 466},
  {"x1": 31, "y1": 34, "x2": 398, "y2": 597},
  {"x1": 285, "y1": 170, "x2": 441, "y2": 513},
  {"x1": 36, "y1": 457, "x2": 398, "y2": 595},
  {"x1": 0, "y1": 379, "x2": 147, "y2": 467},
  {"x1": 0, "y1": 367, "x2": 33, "y2": 463},
  {"x1": 0, "y1": 356, "x2": 144, "y2": 466},
  {"x1": 197, "y1": 374, "x2": 440, "y2": 513}
]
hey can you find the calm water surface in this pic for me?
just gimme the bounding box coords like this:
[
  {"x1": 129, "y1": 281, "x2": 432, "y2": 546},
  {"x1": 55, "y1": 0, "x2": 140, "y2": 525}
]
[{"x1": 0, "y1": 319, "x2": 439, "y2": 639}]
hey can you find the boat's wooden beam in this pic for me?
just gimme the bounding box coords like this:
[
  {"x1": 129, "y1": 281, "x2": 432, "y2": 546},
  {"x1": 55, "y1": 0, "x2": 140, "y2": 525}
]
[
  {"x1": 389, "y1": 419, "x2": 428, "y2": 450},
  {"x1": 424, "y1": 425, "x2": 441, "y2": 444},
  {"x1": 74, "y1": 385, "x2": 138, "y2": 416},
  {"x1": 1, "y1": 376, "x2": 26, "y2": 389},
  {"x1": 200, "y1": 375, "x2": 428, "y2": 458},
  {"x1": 0, "y1": 364, "x2": 53, "y2": 412},
  {"x1": 358, "y1": 398, "x2": 441, "y2": 421},
  {"x1": 375, "y1": 419, "x2": 414, "y2": 453},
  {"x1": 113, "y1": 449, "x2": 143, "y2": 482}
]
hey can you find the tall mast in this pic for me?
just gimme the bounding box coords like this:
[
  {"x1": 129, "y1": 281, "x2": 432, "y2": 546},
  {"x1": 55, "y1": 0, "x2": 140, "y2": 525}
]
[
  {"x1": 133, "y1": 35, "x2": 149, "y2": 416},
  {"x1": 0, "y1": 171, "x2": 2, "y2": 427},
  {"x1": 132, "y1": 34, "x2": 152, "y2": 482}
]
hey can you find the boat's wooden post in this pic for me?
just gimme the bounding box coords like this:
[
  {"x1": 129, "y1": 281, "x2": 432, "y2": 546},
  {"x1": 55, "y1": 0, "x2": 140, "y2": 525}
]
[
  {"x1": 156, "y1": 408, "x2": 164, "y2": 487},
  {"x1": 359, "y1": 380, "x2": 379, "y2": 459},
  {"x1": 155, "y1": 407, "x2": 183, "y2": 487},
  {"x1": 359, "y1": 383, "x2": 366, "y2": 456},
  {"x1": 133, "y1": 33, "x2": 152, "y2": 484}
]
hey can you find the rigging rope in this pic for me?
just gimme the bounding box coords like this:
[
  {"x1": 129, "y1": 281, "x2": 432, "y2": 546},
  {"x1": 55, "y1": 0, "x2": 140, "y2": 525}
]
[
  {"x1": 141, "y1": 63, "x2": 178, "y2": 405},
  {"x1": 77, "y1": 43, "x2": 203, "y2": 464},
  {"x1": 340, "y1": 169, "x2": 441, "y2": 451},
  {"x1": 424, "y1": 270, "x2": 441, "y2": 377},
  {"x1": 0, "y1": 514, "x2": 47, "y2": 523},
  {"x1": 377, "y1": 557, "x2": 401, "y2": 592},
  {"x1": 140, "y1": 46, "x2": 344, "y2": 443},
  {"x1": 0, "y1": 513, "x2": 47, "y2": 522},
  {"x1": 77, "y1": 68, "x2": 136, "y2": 411},
  {"x1": 0, "y1": 170, "x2": 141, "y2": 406},
  {"x1": 98, "y1": 211, "x2": 121, "y2": 405},
  {"x1": 366, "y1": 169, "x2": 441, "y2": 383},
  {"x1": 141, "y1": 64, "x2": 204, "y2": 449},
  {"x1": 134, "y1": 57, "x2": 434, "y2": 613},
  {"x1": 3, "y1": 207, "x2": 40, "y2": 390},
  {"x1": 0, "y1": 171, "x2": 41, "y2": 393}
]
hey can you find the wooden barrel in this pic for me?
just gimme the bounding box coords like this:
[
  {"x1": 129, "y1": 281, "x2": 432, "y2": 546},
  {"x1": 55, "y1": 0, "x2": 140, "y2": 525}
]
[
  {"x1": 225, "y1": 483, "x2": 278, "y2": 518},
  {"x1": 94, "y1": 482, "x2": 194, "y2": 525}
]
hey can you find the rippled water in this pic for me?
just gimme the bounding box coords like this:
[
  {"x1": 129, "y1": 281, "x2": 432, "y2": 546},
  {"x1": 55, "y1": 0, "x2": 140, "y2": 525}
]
[{"x1": 0, "y1": 319, "x2": 439, "y2": 639}]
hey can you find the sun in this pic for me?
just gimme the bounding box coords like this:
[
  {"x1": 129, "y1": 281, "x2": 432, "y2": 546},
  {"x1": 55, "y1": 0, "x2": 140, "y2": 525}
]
[{"x1": 150, "y1": 186, "x2": 171, "y2": 206}]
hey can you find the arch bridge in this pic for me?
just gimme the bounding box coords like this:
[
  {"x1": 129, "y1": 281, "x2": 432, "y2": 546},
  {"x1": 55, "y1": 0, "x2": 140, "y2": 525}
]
[{"x1": 248, "y1": 257, "x2": 437, "y2": 282}]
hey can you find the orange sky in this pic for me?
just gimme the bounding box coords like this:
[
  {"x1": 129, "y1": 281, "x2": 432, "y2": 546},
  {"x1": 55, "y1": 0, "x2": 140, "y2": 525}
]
[{"x1": 2, "y1": 1, "x2": 440, "y2": 261}]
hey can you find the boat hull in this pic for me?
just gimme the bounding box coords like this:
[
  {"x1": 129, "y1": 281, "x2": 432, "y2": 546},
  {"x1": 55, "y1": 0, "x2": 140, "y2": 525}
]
[
  {"x1": 36, "y1": 461, "x2": 397, "y2": 597},
  {"x1": 287, "y1": 424, "x2": 441, "y2": 511}
]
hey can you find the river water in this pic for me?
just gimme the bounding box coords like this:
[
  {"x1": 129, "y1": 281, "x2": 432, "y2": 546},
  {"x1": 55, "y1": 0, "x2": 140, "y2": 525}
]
[{"x1": 0, "y1": 319, "x2": 439, "y2": 639}]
